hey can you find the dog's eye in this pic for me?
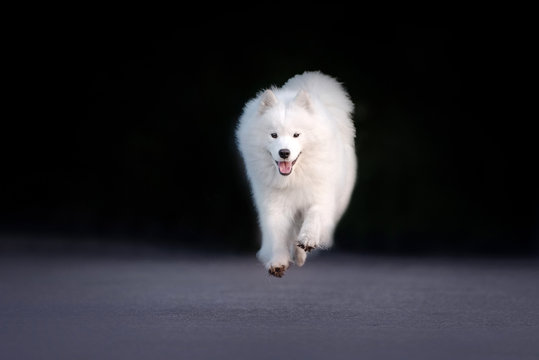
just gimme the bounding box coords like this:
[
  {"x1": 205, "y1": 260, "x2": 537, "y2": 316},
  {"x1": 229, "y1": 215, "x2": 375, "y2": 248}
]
[
  {"x1": 271, "y1": 133, "x2": 278, "y2": 138},
  {"x1": 293, "y1": 133, "x2": 300, "y2": 138}
]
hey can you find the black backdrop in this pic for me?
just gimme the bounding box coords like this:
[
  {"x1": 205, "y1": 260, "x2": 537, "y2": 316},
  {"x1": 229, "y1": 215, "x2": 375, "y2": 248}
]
[{"x1": 1, "y1": 13, "x2": 537, "y2": 255}]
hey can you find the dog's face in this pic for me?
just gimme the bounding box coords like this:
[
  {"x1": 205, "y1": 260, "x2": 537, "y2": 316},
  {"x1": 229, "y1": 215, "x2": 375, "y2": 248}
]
[
  {"x1": 267, "y1": 129, "x2": 303, "y2": 176},
  {"x1": 258, "y1": 89, "x2": 313, "y2": 176}
]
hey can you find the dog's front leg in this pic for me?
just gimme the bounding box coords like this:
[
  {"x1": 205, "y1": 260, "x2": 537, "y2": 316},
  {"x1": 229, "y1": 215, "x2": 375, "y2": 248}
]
[
  {"x1": 297, "y1": 204, "x2": 335, "y2": 252},
  {"x1": 256, "y1": 202, "x2": 294, "y2": 277}
]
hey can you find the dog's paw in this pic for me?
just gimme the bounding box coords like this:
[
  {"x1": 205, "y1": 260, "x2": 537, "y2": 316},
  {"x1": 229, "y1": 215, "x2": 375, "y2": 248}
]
[
  {"x1": 297, "y1": 232, "x2": 318, "y2": 252},
  {"x1": 297, "y1": 243, "x2": 316, "y2": 252},
  {"x1": 268, "y1": 264, "x2": 288, "y2": 278}
]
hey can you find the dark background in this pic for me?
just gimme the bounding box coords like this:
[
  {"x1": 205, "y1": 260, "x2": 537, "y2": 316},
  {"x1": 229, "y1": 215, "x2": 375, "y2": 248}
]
[{"x1": 1, "y1": 12, "x2": 537, "y2": 256}]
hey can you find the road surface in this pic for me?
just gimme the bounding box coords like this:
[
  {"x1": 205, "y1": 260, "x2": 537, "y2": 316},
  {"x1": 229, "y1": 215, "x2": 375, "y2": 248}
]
[{"x1": 1, "y1": 245, "x2": 538, "y2": 359}]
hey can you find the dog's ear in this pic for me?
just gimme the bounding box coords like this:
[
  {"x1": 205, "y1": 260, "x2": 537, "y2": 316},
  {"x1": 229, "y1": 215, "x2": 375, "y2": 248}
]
[
  {"x1": 259, "y1": 89, "x2": 278, "y2": 114},
  {"x1": 293, "y1": 89, "x2": 312, "y2": 113}
]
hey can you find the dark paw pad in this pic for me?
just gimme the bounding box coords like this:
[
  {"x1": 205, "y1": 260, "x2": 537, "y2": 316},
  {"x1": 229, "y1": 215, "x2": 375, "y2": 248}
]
[
  {"x1": 268, "y1": 265, "x2": 287, "y2": 278},
  {"x1": 297, "y1": 243, "x2": 315, "y2": 252}
]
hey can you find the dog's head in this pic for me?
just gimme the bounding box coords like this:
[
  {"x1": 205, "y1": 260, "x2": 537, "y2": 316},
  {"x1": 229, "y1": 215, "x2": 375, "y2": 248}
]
[{"x1": 257, "y1": 89, "x2": 315, "y2": 176}]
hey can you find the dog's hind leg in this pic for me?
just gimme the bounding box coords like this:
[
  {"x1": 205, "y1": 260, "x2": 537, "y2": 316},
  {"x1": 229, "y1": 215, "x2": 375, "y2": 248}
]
[
  {"x1": 289, "y1": 217, "x2": 307, "y2": 267},
  {"x1": 293, "y1": 246, "x2": 307, "y2": 267}
]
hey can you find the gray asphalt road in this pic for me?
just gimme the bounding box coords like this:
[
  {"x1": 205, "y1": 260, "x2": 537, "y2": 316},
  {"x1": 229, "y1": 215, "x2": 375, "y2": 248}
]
[{"x1": 1, "y1": 248, "x2": 538, "y2": 360}]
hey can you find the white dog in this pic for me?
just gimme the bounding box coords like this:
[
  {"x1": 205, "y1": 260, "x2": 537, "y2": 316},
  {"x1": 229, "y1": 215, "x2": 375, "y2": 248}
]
[{"x1": 236, "y1": 71, "x2": 357, "y2": 277}]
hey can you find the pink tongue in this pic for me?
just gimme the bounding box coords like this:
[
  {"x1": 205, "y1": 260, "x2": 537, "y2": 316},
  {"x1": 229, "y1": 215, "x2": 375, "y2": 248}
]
[{"x1": 279, "y1": 161, "x2": 292, "y2": 174}]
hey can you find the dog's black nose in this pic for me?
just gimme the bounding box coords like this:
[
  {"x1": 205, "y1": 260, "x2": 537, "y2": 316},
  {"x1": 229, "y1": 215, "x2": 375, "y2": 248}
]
[{"x1": 279, "y1": 149, "x2": 290, "y2": 159}]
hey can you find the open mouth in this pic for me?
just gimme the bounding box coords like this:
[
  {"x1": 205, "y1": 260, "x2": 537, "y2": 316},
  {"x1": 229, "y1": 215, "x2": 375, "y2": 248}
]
[{"x1": 275, "y1": 153, "x2": 301, "y2": 176}]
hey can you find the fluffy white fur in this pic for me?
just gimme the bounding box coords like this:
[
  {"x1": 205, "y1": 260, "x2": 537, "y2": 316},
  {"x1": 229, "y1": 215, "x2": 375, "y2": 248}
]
[{"x1": 236, "y1": 71, "x2": 357, "y2": 277}]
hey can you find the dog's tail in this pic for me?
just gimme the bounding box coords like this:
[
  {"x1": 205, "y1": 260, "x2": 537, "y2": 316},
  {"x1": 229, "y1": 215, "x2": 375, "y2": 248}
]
[{"x1": 284, "y1": 71, "x2": 356, "y2": 140}]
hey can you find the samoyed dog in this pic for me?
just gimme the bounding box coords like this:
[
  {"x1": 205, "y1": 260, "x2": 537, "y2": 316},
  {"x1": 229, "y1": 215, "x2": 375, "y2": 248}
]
[{"x1": 236, "y1": 71, "x2": 357, "y2": 277}]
